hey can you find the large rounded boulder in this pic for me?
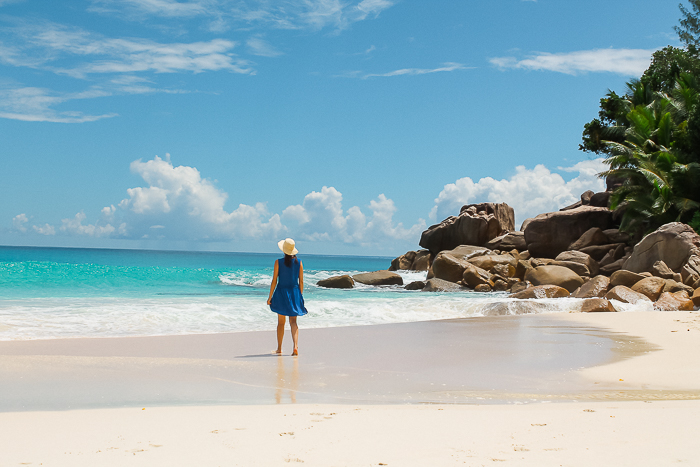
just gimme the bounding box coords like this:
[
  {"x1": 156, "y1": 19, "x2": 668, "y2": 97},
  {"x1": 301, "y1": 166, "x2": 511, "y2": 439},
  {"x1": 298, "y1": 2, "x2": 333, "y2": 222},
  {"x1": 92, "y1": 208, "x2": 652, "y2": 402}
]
[
  {"x1": 523, "y1": 206, "x2": 614, "y2": 258},
  {"x1": 419, "y1": 203, "x2": 515, "y2": 255},
  {"x1": 524, "y1": 265, "x2": 585, "y2": 293},
  {"x1": 431, "y1": 252, "x2": 470, "y2": 283},
  {"x1": 623, "y1": 222, "x2": 700, "y2": 273},
  {"x1": 352, "y1": 271, "x2": 403, "y2": 286},
  {"x1": 317, "y1": 275, "x2": 355, "y2": 289}
]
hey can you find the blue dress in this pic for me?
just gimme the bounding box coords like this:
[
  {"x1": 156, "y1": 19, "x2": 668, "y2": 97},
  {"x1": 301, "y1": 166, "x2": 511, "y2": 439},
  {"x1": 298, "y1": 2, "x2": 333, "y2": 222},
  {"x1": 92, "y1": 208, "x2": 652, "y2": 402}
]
[{"x1": 270, "y1": 257, "x2": 308, "y2": 317}]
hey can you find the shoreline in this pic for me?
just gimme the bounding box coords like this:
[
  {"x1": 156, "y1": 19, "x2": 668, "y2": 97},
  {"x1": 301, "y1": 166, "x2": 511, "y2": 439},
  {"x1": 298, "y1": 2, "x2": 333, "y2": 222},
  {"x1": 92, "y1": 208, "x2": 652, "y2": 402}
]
[
  {"x1": 1, "y1": 310, "x2": 699, "y2": 465},
  {"x1": 0, "y1": 312, "x2": 640, "y2": 411}
]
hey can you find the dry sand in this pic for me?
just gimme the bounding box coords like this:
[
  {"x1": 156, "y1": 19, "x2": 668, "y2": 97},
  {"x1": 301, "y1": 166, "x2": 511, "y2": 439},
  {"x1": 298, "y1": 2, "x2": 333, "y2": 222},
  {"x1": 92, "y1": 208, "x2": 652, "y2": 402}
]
[{"x1": 1, "y1": 310, "x2": 699, "y2": 466}]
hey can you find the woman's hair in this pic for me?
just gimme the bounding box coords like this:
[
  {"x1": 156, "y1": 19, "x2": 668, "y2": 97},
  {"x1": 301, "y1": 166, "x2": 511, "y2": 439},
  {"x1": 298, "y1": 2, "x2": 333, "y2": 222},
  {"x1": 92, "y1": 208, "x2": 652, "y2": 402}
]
[{"x1": 284, "y1": 254, "x2": 296, "y2": 267}]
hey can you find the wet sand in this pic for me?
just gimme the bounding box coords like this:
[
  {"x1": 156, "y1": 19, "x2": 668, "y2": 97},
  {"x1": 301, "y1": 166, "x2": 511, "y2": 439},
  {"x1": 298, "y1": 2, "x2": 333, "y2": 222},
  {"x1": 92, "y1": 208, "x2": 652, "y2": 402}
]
[
  {"x1": 1, "y1": 311, "x2": 699, "y2": 466},
  {"x1": 0, "y1": 313, "x2": 642, "y2": 410}
]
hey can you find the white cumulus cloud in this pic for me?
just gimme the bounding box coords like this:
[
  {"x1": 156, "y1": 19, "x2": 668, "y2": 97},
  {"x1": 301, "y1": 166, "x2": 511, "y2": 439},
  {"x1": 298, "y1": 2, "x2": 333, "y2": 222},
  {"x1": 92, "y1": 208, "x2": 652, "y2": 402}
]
[
  {"x1": 490, "y1": 48, "x2": 656, "y2": 76},
  {"x1": 430, "y1": 159, "x2": 607, "y2": 228},
  {"x1": 33, "y1": 223, "x2": 56, "y2": 235},
  {"x1": 12, "y1": 213, "x2": 28, "y2": 232},
  {"x1": 282, "y1": 186, "x2": 425, "y2": 244}
]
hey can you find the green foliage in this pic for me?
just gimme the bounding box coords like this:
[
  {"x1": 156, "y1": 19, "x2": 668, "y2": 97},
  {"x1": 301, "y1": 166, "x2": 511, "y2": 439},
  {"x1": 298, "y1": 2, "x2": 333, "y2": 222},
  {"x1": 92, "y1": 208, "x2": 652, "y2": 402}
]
[
  {"x1": 675, "y1": 1, "x2": 700, "y2": 50},
  {"x1": 689, "y1": 211, "x2": 700, "y2": 233},
  {"x1": 579, "y1": 2, "x2": 700, "y2": 235},
  {"x1": 641, "y1": 46, "x2": 700, "y2": 93}
]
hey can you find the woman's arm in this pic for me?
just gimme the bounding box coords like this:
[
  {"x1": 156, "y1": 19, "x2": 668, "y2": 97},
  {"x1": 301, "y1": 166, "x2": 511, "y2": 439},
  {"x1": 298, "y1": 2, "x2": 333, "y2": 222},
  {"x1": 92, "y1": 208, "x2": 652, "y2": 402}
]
[
  {"x1": 299, "y1": 261, "x2": 304, "y2": 294},
  {"x1": 267, "y1": 260, "x2": 279, "y2": 305}
]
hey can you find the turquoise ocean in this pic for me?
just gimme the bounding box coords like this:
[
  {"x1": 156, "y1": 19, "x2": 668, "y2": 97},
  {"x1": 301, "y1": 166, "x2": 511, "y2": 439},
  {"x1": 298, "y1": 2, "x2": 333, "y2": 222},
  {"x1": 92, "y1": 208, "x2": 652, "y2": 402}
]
[{"x1": 0, "y1": 245, "x2": 618, "y2": 341}]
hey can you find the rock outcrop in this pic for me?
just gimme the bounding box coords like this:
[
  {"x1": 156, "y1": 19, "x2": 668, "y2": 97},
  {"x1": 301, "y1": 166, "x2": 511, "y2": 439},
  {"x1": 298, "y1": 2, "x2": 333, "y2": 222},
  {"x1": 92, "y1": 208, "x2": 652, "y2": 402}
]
[
  {"x1": 419, "y1": 203, "x2": 515, "y2": 255},
  {"x1": 422, "y1": 278, "x2": 465, "y2": 292},
  {"x1": 604, "y1": 286, "x2": 651, "y2": 304},
  {"x1": 317, "y1": 275, "x2": 355, "y2": 289},
  {"x1": 388, "y1": 250, "x2": 430, "y2": 271},
  {"x1": 524, "y1": 265, "x2": 585, "y2": 293},
  {"x1": 523, "y1": 206, "x2": 614, "y2": 258},
  {"x1": 573, "y1": 275, "x2": 610, "y2": 298},
  {"x1": 510, "y1": 285, "x2": 570, "y2": 299},
  {"x1": 623, "y1": 223, "x2": 700, "y2": 273},
  {"x1": 352, "y1": 271, "x2": 403, "y2": 286},
  {"x1": 581, "y1": 298, "x2": 617, "y2": 313}
]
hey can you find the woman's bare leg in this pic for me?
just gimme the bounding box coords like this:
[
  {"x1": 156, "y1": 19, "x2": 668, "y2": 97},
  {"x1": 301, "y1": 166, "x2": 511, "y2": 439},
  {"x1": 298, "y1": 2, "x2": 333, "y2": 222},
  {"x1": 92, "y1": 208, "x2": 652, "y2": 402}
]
[
  {"x1": 290, "y1": 316, "x2": 299, "y2": 356},
  {"x1": 276, "y1": 315, "x2": 286, "y2": 354}
]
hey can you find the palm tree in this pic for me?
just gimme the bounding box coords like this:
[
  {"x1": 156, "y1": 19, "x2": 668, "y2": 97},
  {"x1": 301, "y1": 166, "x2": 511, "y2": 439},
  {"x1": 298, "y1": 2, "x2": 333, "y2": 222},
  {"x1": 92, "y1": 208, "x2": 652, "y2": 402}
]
[{"x1": 600, "y1": 74, "x2": 700, "y2": 233}]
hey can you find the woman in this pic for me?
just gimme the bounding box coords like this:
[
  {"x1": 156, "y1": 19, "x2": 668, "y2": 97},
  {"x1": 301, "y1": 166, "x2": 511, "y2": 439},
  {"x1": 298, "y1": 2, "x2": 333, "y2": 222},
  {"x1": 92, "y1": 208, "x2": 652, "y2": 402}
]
[{"x1": 267, "y1": 238, "x2": 308, "y2": 356}]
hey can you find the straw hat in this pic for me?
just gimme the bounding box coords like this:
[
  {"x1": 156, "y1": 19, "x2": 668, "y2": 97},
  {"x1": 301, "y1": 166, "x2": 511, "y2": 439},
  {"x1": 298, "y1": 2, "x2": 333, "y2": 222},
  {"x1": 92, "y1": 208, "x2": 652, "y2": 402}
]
[{"x1": 278, "y1": 238, "x2": 299, "y2": 255}]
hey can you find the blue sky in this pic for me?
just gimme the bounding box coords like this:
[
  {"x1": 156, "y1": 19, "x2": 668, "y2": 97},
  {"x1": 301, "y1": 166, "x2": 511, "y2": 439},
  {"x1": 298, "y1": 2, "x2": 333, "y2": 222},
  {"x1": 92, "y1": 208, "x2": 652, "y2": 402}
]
[{"x1": 0, "y1": 0, "x2": 683, "y2": 255}]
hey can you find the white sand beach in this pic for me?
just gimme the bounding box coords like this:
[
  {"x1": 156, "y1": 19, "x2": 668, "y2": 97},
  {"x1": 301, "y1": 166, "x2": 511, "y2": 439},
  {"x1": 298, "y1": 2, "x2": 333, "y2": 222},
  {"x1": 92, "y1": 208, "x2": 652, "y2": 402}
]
[{"x1": 1, "y1": 310, "x2": 699, "y2": 466}]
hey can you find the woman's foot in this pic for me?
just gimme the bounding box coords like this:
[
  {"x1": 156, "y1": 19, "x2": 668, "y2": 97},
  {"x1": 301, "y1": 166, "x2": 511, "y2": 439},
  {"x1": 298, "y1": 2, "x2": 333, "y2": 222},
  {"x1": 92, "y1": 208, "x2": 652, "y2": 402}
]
[
  {"x1": 292, "y1": 348, "x2": 298, "y2": 356},
  {"x1": 274, "y1": 349, "x2": 282, "y2": 355}
]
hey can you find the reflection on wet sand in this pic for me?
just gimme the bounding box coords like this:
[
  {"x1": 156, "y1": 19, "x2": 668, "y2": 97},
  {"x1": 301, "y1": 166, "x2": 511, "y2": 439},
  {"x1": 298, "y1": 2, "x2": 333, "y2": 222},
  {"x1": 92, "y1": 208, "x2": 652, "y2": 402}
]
[{"x1": 275, "y1": 356, "x2": 299, "y2": 404}]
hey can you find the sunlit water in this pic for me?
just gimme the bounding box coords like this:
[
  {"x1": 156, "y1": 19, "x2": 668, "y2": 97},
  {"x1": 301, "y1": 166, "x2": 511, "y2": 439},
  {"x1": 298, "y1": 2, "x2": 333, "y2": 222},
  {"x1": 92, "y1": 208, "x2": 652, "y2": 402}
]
[{"x1": 0, "y1": 246, "x2": 653, "y2": 340}]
